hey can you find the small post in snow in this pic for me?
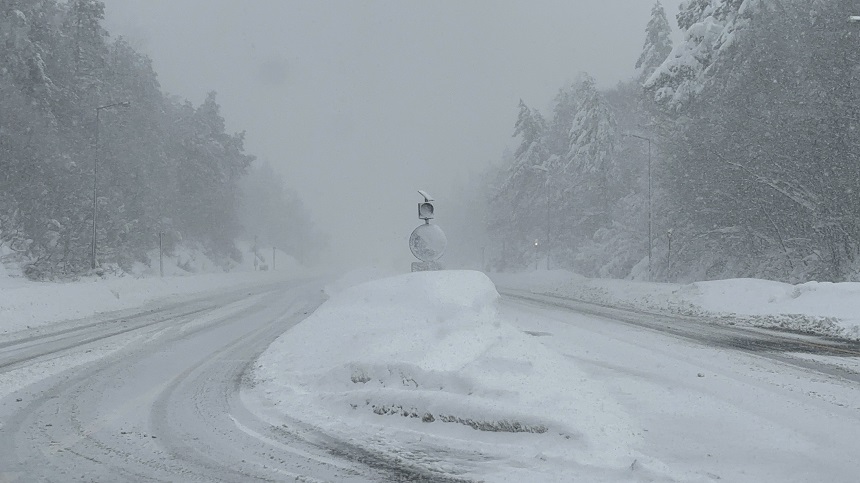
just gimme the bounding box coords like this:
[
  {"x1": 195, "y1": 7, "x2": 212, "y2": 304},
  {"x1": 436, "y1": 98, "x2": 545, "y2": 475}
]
[
  {"x1": 667, "y1": 228, "x2": 673, "y2": 277},
  {"x1": 481, "y1": 246, "x2": 486, "y2": 272},
  {"x1": 158, "y1": 232, "x2": 164, "y2": 278}
]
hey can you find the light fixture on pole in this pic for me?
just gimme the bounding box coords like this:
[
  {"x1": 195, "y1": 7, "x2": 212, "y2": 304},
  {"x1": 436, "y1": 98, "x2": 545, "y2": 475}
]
[
  {"x1": 622, "y1": 133, "x2": 653, "y2": 282},
  {"x1": 92, "y1": 100, "x2": 131, "y2": 270}
]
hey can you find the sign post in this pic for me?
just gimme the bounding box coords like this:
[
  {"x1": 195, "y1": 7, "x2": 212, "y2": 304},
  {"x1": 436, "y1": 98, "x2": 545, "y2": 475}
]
[{"x1": 410, "y1": 190, "x2": 447, "y2": 272}]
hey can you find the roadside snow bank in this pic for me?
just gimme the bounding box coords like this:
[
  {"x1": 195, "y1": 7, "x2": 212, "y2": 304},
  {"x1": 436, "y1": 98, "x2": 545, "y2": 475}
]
[
  {"x1": 252, "y1": 271, "x2": 652, "y2": 481},
  {"x1": 0, "y1": 270, "x2": 299, "y2": 335},
  {"x1": 493, "y1": 271, "x2": 860, "y2": 340}
]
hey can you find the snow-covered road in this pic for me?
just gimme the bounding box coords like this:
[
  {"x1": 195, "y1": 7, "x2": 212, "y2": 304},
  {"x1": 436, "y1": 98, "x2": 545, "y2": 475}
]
[
  {"x1": 2, "y1": 270, "x2": 860, "y2": 482},
  {"x1": 501, "y1": 290, "x2": 860, "y2": 482},
  {"x1": 0, "y1": 280, "x2": 448, "y2": 482}
]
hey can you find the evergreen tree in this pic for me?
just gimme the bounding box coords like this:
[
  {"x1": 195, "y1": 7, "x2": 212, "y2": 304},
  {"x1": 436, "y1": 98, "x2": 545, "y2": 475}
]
[
  {"x1": 635, "y1": 1, "x2": 673, "y2": 85},
  {"x1": 488, "y1": 101, "x2": 549, "y2": 269},
  {"x1": 567, "y1": 74, "x2": 618, "y2": 221},
  {"x1": 663, "y1": 0, "x2": 860, "y2": 281},
  {"x1": 175, "y1": 92, "x2": 254, "y2": 254},
  {"x1": 645, "y1": 0, "x2": 763, "y2": 113},
  {"x1": 0, "y1": 2, "x2": 289, "y2": 278}
]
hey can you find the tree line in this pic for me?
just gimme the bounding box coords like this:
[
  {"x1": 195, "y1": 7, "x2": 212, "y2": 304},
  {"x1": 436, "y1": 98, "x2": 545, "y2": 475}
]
[
  {"x1": 483, "y1": 0, "x2": 860, "y2": 283},
  {"x1": 0, "y1": 0, "x2": 319, "y2": 279}
]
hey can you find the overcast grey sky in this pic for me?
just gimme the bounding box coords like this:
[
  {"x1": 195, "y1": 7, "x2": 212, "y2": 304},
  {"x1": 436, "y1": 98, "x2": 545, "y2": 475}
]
[{"x1": 101, "y1": 0, "x2": 679, "y2": 269}]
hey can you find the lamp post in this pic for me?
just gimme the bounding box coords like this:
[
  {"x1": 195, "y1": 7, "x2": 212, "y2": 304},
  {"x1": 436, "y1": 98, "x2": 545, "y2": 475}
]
[
  {"x1": 91, "y1": 101, "x2": 131, "y2": 270},
  {"x1": 667, "y1": 228, "x2": 673, "y2": 276},
  {"x1": 623, "y1": 133, "x2": 653, "y2": 281},
  {"x1": 531, "y1": 165, "x2": 551, "y2": 270}
]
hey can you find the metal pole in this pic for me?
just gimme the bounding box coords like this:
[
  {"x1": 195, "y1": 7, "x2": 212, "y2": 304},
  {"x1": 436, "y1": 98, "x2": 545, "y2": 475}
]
[
  {"x1": 91, "y1": 108, "x2": 100, "y2": 270},
  {"x1": 667, "y1": 230, "x2": 672, "y2": 276},
  {"x1": 623, "y1": 133, "x2": 654, "y2": 282},
  {"x1": 503, "y1": 240, "x2": 508, "y2": 271},
  {"x1": 546, "y1": 174, "x2": 551, "y2": 271},
  {"x1": 91, "y1": 101, "x2": 130, "y2": 271},
  {"x1": 481, "y1": 246, "x2": 485, "y2": 271},
  {"x1": 159, "y1": 232, "x2": 164, "y2": 278},
  {"x1": 648, "y1": 138, "x2": 652, "y2": 282}
]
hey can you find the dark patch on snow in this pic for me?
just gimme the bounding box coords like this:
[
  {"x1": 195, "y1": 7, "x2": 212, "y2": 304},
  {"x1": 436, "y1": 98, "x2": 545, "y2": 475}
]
[
  {"x1": 370, "y1": 404, "x2": 548, "y2": 434},
  {"x1": 524, "y1": 330, "x2": 552, "y2": 337}
]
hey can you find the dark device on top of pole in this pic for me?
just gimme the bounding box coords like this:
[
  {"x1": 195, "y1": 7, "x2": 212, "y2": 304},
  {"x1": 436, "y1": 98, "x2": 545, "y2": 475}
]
[{"x1": 410, "y1": 190, "x2": 446, "y2": 272}]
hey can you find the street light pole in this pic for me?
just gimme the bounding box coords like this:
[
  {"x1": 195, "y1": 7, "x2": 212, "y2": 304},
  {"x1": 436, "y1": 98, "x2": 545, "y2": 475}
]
[
  {"x1": 531, "y1": 165, "x2": 551, "y2": 270},
  {"x1": 546, "y1": 174, "x2": 550, "y2": 270},
  {"x1": 91, "y1": 101, "x2": 131, "y2": 270},
  {"x1": 623, "y1": 133, "x2": 653, "y2": 281}
]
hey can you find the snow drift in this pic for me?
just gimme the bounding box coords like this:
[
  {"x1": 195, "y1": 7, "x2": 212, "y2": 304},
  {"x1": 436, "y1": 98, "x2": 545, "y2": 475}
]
[{"x1": 250, "y1": 271, "x2": 656, "y2": 481}]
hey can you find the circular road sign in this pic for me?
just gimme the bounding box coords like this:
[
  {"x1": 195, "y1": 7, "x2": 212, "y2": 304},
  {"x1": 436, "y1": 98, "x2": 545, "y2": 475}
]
[{"x1": 409, "y1": 224, "x2": 447, "y2": 262}]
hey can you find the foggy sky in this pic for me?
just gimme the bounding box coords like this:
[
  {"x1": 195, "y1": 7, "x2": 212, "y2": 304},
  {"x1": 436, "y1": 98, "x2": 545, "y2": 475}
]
[{"x1": 101, "y1": 0, "x2": 679, "y2": 269}]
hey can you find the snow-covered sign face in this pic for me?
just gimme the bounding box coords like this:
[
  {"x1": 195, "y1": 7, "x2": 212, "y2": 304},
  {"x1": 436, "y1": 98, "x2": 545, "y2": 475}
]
[{"x1": 409, "y1": 224, "x2": 447, "y2": 262}]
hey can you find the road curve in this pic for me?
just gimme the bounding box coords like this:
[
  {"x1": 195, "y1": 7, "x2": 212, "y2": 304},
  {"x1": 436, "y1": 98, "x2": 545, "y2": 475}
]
[
  {"x1": 500, "y1": 289, "x2": 860, "y2": 382},
  {"x1": 0, "y1": 280, "x2": 448, "y2": 482}
]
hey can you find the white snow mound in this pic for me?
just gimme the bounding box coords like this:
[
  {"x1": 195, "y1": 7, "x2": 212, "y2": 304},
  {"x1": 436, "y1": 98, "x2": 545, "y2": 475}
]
[{"x1": 254, "y1": 270, "x2": 641, "y2": 479}]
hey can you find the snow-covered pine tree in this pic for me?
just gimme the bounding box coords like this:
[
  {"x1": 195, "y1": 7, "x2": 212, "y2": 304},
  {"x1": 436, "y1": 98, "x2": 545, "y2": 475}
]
[
  {"x1": 635, "y1": 1, "x2": 673, "y2": 85},
  {"x1": 488, "y1": 100, "x2": 550, "y2": 269},
  {"x1": 566, "y1": 74, "x2": 618, "y2": 232},
  {"x1": 507, "y1": 99, "x2": 548, "y2": 200},
  {"x1": 176, "y1": 92, "x2": 254, "y2": 254},
  {"x1": 63, "y1": 0, "x2": 108, "y2": 80},
  {"x1": 645, "y1": 0, "x2": 764, "y2": 113},
  {"x1": 661, "y1": 0, "x2": 860, "y2": 282}
]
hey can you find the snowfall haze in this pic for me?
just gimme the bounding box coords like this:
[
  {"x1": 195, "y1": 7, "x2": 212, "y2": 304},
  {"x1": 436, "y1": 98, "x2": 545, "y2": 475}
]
[
  {"x1": 7, "y1": 2, "x2": 860, "y2": 481},
  {"x1": 100, "y1": 0, "x2": 679, "y2": 270}
]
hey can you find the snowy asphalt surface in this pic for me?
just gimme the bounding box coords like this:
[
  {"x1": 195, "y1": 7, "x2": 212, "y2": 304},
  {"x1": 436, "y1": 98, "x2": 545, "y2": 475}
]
[
  {"x1": 501, "y1": 289, "x2": 860, "y2": 482},
  {"x1": 0, "y1": 280, "x2": 458, "y2": 482},
  {"x1": 501, "y1": 289, "x2": 860, "y2": 382},
  {"x1": 1, "y1": 280, "x2": 859, "y2": 481}
]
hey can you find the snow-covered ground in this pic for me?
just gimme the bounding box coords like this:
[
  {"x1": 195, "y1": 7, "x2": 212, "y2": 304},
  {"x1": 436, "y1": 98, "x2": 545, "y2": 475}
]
[
  {"x1": 493, "y1": 270, "x2": 860, "y2": 340},
  {"x1": 248, "y1": 271, "x2": 682, "y2": 481},
  {"x1": 0, "y1": 244, "x2": 307, "y2": 408},
  {"x1": 0, "y1": 243, "x2": 304, "y2": 335},
  {"x1": 248, "y1": 269, "x2": 860, "y2": 482},
  {"x1": 5, "y1": 260, "x2": 860, "y2": 480}
]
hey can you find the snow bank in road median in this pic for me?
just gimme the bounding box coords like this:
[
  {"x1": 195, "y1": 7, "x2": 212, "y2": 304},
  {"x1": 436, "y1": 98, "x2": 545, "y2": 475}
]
[
  {"x1": 493, "y1": 271, "x2": 860, "y2": 340},
  {"x1": 253, "y1": 270, "x2": 651, "y2": 481}
]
